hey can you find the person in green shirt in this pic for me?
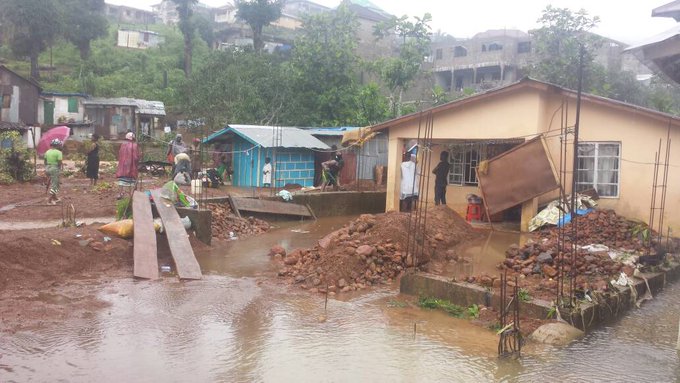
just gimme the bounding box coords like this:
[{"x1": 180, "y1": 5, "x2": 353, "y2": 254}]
[{"x1": 44, "y1": 139, "x2": 63, "y2": 205}]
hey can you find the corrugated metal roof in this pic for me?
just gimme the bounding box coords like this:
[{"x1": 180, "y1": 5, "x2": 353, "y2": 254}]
[
  {"x1": 82, "y1": 97, "x2": 166, "y2": 116},
  {"x1": 136, "y1": 100, "x2": 166, "y2": 116},
  {"x1": 204, "y1": 124, "x2": 330, "y2": 149},
  {"x1": 305, "y1": 126, "x2": 360, "y2": 136},
  {"x1": 41, "y1": 91, "x2": 90, "y2": 98},
  {"x1": 83, "y1": 97, "x2": 138, "y2": 107}
]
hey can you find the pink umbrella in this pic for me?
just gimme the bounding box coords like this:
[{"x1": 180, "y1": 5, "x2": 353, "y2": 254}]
[{"x1": 37, "y1": 126, "x2": 70, "y2": 155}]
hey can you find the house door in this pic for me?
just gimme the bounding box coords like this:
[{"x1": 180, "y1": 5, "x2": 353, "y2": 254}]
[{"x1": 44, "y1": 100, "x2": 55, "y2": 126}]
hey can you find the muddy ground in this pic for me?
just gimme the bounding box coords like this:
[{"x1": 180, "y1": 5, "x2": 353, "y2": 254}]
[
  {"x1": 0, "y1": 225, "x2": 133, "y2": 333},
  {"x1": 4, "y1": 167, "x2": 616, "y2": 338}
]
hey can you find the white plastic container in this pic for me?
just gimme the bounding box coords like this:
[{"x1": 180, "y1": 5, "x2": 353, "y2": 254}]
[{"x1": 191, "y1": 179, "x2": 202, "y2": 195}]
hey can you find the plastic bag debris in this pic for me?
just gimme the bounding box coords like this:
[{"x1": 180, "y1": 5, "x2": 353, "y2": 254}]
[
  {"x1": 180, "y1": 216, "x2": 192, "y2": 230},
  {"x1": 99, "y1": 219, "x2": 134, "y2": 239},
  {"x1": 277, "y1": 190, "x2": 293, "y2": 201}
]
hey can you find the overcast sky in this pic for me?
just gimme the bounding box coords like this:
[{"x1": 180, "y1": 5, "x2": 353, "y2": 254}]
[{"x1": 108, "y1": 0, "x2": 676, "y2": 44}]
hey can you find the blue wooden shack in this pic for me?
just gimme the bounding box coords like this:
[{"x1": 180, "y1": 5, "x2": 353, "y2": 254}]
[{"x1": 203, "y1": 124, "x2": 330, "y2": 187}]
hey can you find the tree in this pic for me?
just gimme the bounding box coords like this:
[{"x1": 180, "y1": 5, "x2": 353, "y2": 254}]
[
  {"x1": 235, "y1": 0, "x2": 283, "y2": 53},
  {"x1": 0, "y1": 0, "x2": 62, "y2": 80},
  {"x1": 529, "y1": 5, "x2": 602, "y2": 91},
  {"x1": 288, "y1": 5, "x2": 362, "y2": 125},
  {"x1": 373, "y1": 14, "x2": 432, "y2": 117},
  {"x1": 171, "y1": 0, "x2": 198, "y2": 77},
  {"x1": 194, "y1": 13, "x2": 215, "y2": 49},
  {"x1": 61, "y1": 0, "x2": 108, "y2": 60},
  {"x1": 184, "y1": 50, "x2": 291, "y2": 127}
]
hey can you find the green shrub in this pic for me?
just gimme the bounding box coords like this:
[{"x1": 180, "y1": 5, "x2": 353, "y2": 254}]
[
  {"x1": 0, "y1": 131, "x2": 35, "y2": 183},
  {"x1": 99, "y1": 141, "x2": 117, "y2": 161}
]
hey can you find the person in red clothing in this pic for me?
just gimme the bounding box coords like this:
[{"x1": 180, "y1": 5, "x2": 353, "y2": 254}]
[{"x1": 116, "y1": 132, "x2": 141, "y2": 199}]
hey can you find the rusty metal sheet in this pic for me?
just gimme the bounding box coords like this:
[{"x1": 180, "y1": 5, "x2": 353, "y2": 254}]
[
  {"x1": 231, "y1": 197, "x2": 312, "y2": 217},
  {"x1": 477, "y1": 136, "x2": 559, "y2": 215},
  {"x1": 132, "y1": 191, "x2": 159, "y2": 280},
  {"x1": 151, "y1": 189, "x2": 202, "y2": 280}
]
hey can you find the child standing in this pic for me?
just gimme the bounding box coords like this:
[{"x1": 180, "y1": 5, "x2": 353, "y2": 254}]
[{"x1": 262, "y1": 157, "x2": 272, "y2": 188}]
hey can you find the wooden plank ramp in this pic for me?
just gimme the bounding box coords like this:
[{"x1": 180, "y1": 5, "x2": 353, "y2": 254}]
[
  {"x1": 151, "y1": 189, "x2": 202, "y2": 280},
  {"x1": 132, "y1": 191, "x2": 159, "y2": 280},
  {"x1": 230, "y1": 197, "x2": 313, "y2": 218}
]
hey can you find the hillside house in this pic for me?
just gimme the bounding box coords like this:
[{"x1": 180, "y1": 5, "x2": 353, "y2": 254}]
[
  {"x1": 0, "y1": 66, "x2": 40, "y2": 126},
  {"x1": 104, "y1": 4, "x2": 157, "y2": 25},
  {"x1": 83, "y1": 98, "x2": 165, "y2": 140},
  {"x1": 117, "y1": 29, "x2": 164, "y2": 50},
  {"x1": 38, "y1": 92, "x2": 92, "y2": 140}
]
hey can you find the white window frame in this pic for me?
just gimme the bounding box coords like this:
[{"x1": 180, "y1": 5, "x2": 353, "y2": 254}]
[{"x1": 576, "y1": 142, "x2": 621, "y2": 198}]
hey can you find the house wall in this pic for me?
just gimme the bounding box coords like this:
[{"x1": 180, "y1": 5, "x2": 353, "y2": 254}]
[
  {"x1": 271, "y1": 14, "x2": 302, "y2": 30},
  {"x1": 85, "y1": 105, "x2": 135, "y2": 139},
  {"x1": 385, "y1": 87, "x2": 542, "y2": 215},
  {"x1": 231, "y1": 137, "x2": 316, "y2": 187},
  {"x1": 0, "y1": 69, "x2": 40, "y2": 125},
  {"x1": 313, "y1": 133, "x2": 389, "y2": 184},
  {"x1": 539, "y1": 93, "x2": 680, "y2": 230},
  {"x1": 38, "y1": 95, "x2": 86, "y2": 125},
  {"x1": 383, "y1": 84, "x2": 680, "y2": 230}
]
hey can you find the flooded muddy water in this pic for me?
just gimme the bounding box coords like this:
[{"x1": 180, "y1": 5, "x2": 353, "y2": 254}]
[
  {"x1": 2, "y1": 217, "x2": 680, "y2": 382},
  {"x1": 443, "y1": 230, "x2": 531, "y2": 280}
]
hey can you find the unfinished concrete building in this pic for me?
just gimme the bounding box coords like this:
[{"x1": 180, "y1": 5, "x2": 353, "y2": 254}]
[{"x1": 429, "y1": 29, "x2": 532, "y2": 93}]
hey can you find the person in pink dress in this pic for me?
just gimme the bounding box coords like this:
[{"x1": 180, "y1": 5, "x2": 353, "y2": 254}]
[{"x1": 115, "y1": 132, "x2": 141, "y2": 199}]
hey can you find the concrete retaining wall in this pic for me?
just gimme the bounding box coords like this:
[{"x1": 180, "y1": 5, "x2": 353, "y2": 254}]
[
  {"x1": 177, "y1": 207, "x2": 212, "y2": 245},
  {"x1": 188, "y1": 191, "x2": 386, "y2": 243},
  {"x1": 280, "y1": 191, "x2": 386, "y2": 217},
  {"x1": 401, "y1": 260, "x2": 680, "y2": 333}
]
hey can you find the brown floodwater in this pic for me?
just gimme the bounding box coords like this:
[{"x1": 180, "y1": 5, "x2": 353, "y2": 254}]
[{"x1": 1, "y1": 217, "x2": 680, "y2": 382}]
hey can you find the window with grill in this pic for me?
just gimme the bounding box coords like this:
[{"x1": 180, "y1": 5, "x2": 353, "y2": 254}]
[
  {"x1": 435, "y1": 48, "x2": 443, "y2": 60},
  {"x1": 448, "y1": 143, "x2": 483, "y2": 186},
  {"x1": 576, "y1": 142, "x2": 620, "y2": 197}
]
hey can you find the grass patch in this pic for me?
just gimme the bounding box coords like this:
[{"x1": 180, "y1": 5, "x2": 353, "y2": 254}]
[
  {"x1": 115, "y1": 196, "x2": 132, "y2": 220},
  {"x1": 93, "y1": 181, "x2": 113, "y2": 193},
  {"x1": 518, "y1": 288, "x2": 532, "y2": 303},
  {"x1": 467, "y1": 304, "x2": 480, "y2": 319},
  {"x1": 418, "y1": 297, "x2": 465, "y2": 318}
]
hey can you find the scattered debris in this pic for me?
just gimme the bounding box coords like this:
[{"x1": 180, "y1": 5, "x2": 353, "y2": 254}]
[
  {"x1": 207, "y1": 203, "x2": 270, "y2": 240},
  {"x1": 491, "y1": 209, "x2": 650, "y2": 300}
]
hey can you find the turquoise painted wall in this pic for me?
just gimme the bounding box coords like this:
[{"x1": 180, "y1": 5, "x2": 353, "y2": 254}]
[{"x1": 232, "y1": 137, "x2": 316, "y2": 187}]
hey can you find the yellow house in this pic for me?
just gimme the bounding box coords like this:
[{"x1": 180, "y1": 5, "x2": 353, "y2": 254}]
[{"x1": 371, "y1": 78, "x2": 680, "y2": 232}]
